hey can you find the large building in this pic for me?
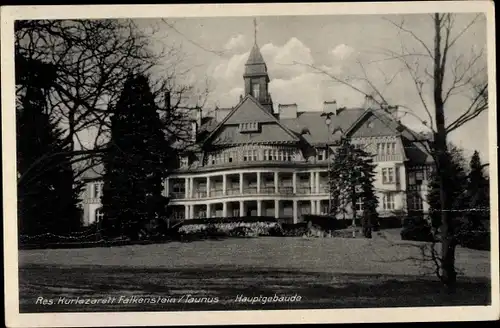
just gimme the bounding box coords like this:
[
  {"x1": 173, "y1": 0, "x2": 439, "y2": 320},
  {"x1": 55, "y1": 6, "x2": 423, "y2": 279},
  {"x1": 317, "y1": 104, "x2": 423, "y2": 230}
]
[{"x1": 81, "y1": 41, "x2": 434, "y2": 226}]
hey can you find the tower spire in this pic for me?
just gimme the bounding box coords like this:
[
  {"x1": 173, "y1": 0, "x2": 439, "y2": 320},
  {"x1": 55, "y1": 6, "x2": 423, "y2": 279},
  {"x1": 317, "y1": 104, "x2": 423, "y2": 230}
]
[{"x1": 253, "y1": 18, "x2": 257, "y2": 45}]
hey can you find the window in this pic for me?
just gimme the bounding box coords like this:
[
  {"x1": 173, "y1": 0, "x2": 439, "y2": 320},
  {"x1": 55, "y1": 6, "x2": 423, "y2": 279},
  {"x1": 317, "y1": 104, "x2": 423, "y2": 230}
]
[
  {"x1": 263, "y1": 149, "x2": 269, "y2": 161},
  {"x1": 252, "y1": 83, "x2": 260, "y2": 99},
  {"x1": 317, "y1": 149, "x2": 326, "y2": 161},
  {"x1": 390, "y1": 142, "x2": 396, "y2": 155},
  {"x1": 180, "y1": 157, "x2": 188, "y2": 167},
  {"x1": 93, "y1": 183, "x2": 102, "y2": 199},
  {"x1": 377, "y1": 142, "x2": 397, "y2": 156},
  {"x1": 96, "y1": 208, "x2": 104, "y2": 222},
  {"x1": 239, "y1": 122, "x2": 259, "y2": 132},
  {"x1": 383, "y1": 193, "x2": 395, "y2": 210},
  {"x1": 382, "y1": 167, "x2": 395, "y2": 184},
  {"x1": 355, "y1": 198, "x2": 363, "y2": 211},
  {"x1": 173, "y1": 183, "x2": 185, "y2": 193},
  {"x1": 409, "y1": 193, "x2": 423, "y2": 210}
]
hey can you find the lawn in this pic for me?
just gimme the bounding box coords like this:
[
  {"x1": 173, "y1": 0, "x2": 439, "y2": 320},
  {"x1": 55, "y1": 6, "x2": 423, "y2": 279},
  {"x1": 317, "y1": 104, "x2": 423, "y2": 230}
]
[{"x1": 18, "y1": 232, "x2": 491, "y2": 312}]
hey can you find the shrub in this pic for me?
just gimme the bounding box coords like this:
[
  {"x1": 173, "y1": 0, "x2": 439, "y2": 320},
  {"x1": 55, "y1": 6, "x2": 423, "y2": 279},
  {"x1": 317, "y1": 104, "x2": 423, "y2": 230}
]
[
  {"x1": 280, "y1": 222, "x2": 308, "y2": 237},
  {"x1": 302, "y1": 215, "x2": 338, "y2": 230},
  {"x1": 178, "y1": 217, "x2": 280, "y2": 239},
  {"x1": 456, "y1": 230, "x2": 490, "y2": 251},
  {"x1": 401, "y1": 223, "x2": 435, "y2": 242}
]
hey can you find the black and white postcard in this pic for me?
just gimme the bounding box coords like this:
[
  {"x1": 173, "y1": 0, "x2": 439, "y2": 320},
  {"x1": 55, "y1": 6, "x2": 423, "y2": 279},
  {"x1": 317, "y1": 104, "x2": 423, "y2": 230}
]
[{"x1": 2, "y1": 2, "x2": 498, "y2": 326}]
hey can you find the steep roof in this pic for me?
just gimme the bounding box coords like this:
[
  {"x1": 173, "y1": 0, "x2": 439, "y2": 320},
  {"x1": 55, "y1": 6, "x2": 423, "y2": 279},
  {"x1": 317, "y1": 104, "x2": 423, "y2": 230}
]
[
  {"x1": 203, "y1": 94, "x2": 300, "y2": 146},
  {"x1": 280, "y1": 108, "x2": 366, "y2": 145},
  {"x1": 246, "y1": 43, "x2": 266, "y2": 65}
]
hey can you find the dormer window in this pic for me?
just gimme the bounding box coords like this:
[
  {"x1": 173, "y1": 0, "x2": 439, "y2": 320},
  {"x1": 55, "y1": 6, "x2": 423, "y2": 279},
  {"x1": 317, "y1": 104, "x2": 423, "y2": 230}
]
[
  {"x1": 239, "y1": 122, "x2": 259, "y2": 132},
  {"x1": 180, "y1": 157, "x2": 189, "y2": 168}
]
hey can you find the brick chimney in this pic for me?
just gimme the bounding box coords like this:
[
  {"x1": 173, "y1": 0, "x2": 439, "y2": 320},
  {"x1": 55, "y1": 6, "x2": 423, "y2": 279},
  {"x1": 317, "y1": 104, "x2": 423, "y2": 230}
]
[{"x1": 323, "y1": 100, "x2": 338, "y2": 115}]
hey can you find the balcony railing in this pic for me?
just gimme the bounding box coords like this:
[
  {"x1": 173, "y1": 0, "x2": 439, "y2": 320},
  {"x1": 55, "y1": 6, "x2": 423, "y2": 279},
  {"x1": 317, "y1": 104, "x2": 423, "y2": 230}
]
[
  {"x1": 170, "y1": 192, "x2": 186, "y2": 199},
  {"x1": 278, "y1": 186, "x2": 294, "y2": 195},
  {"x1": 169, "y1": 184, "x2": 332, "y2": 200}
]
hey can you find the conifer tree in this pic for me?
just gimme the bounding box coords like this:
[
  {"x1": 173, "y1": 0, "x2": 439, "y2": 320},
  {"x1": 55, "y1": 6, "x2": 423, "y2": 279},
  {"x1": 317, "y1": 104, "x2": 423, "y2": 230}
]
[
  {"x1": 465, "y1": 150, "x2": 489, "y2": 229},
  {"x1": 101, "y1": 74, "x2": 170, "y2": 240},
  {"x1": 16, "y1": 58, "x2": 82, "y2": 238},
  {"x1": 329, "y1": 138, "x2": 378, "y2": 237}
]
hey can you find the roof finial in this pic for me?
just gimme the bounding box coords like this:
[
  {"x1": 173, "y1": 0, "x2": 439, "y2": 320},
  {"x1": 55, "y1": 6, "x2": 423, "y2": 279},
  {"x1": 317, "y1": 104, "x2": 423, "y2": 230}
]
[{"x1": 253, "y1": 18, "x2": 257, "y2": 45}]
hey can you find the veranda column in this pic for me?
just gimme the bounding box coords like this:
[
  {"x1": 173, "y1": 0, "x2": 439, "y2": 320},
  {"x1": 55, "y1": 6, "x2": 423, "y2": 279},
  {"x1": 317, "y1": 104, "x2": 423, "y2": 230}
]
[
  {"x1": 185, "y1": 205, "x2": 189, "y2": 220},
  {"x1": 239, "y1": 201, "x2": 245, "y2": 217},
  {"x1": 274, "y1": 199, "x2": 280, "y2": 218},
  {"x1": 185, "y1": 178, "x2": 189, "y2": 198},
  {"x1": 317, "y1": 200, "x2": 322, "y2": 215},
  {"x1": 310, "y1": 171, "x2": 314, "y2": 194},
  {"x1": 292, "y1": 172, "x2": 297, "y2": 194},
  {"x1": 222, "y1": 202, "x2": 228, "y2": 217},
  {"x1": 257, "y1": 172, "x2": 261, "y2": 193},
  {"x1": 257, "y1": 200, "x2": 262, "y2": 216},
  {"x1": 165, "y1": 178, "x2": 170, "y2": 197},
  {"x1": 311, "y1": 199, "x2": 316, "y2": 215},
  {"x1": 274, "y1": 172, "x2": 279, "y2": 193},
  {"x1": 190, "y1": 178, "x2": 194, "y2": 198},
  {"x1": 189, "y1": 205, "x2": 194, "y2": 219},
  {"x1": 239, "y1": 173, "x2": 244, "y2": 195},
  {"x1": 206, "y1": 176, "x2": 211, "y2": 198},
  {"x1": 293, "y1": 200, "x2": 298, "y2": 224},
  {"x1": 315, "y1": 172, "x2": 320, "y2": 193},
  {"x1": 222, "y1": 174, "x2": 227, "y2": 196},
  {"x1": 206, "y1": 203, "x2": 211, "y2": 218}
]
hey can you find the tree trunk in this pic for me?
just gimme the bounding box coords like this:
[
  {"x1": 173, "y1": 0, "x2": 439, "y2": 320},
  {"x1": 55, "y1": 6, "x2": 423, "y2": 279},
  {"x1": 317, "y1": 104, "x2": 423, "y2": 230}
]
[{"x1": 433, "y1": 13, "x2": 456, "y2": 291}]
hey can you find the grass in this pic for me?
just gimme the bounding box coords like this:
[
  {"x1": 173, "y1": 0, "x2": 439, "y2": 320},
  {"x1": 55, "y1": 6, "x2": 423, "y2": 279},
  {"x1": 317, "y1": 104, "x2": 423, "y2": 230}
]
[{"x1": 18, "y1": 231, "x2": 491, "y2": 312}]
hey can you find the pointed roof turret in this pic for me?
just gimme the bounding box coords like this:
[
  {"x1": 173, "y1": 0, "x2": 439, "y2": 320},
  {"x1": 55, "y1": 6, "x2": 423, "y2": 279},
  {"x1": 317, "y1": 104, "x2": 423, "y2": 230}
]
[{"x1": 246, "y1": 43, "x2": 265, "y2": 66}]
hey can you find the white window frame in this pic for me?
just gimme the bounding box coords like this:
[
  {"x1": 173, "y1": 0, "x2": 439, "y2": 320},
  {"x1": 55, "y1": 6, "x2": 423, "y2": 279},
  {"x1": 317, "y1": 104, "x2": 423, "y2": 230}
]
[
  {"x1": 383, "y1": 193, "x2": 395, "y2": 210},
  {"x1": 252, "y1": 83, "x2": 260, "y2": 99},
  {"x1": 355, "y1": 198, "x2": 363, "y2": 211},
  {"x1": 96, "y1": 208, "x2": 104, "y2": 222},
  {"x1": 382, "y1": 167, "x2": 395, "y2": 184},
  {"x1": 93, "y1": 183, "x2": 102, "y2": 199}
]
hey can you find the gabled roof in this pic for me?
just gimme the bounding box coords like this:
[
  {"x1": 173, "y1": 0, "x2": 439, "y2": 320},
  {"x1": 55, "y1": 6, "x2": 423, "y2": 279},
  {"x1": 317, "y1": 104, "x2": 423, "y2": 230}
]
[{"x1": 203, "y1": 94, "x2": 300, "y2": 146}]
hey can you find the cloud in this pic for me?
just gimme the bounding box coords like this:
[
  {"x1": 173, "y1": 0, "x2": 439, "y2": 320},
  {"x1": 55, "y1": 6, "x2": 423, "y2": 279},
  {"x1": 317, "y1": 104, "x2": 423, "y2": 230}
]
[
  {"x1": 331, "y1": 44, "x2": 355, "y2": 60},
  {"x1": 224, "y1": 34, "x2": 247, "y2": 51},
  {"x1": 208, "y1": 37, "x2": 366, "y2": 111}
]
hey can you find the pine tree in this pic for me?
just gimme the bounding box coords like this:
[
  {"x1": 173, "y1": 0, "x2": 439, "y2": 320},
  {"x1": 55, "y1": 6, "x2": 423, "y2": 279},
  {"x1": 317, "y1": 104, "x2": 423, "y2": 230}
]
[
  {"x1": 16, "y1": 58, "x2": 82, "y2": 238},
  {"x1": 329, "y1": 138, "x2": 378, "y2": 238},
  {"x1": 427, "y1": 145, "x2": 468, "y2": 229},
  {"x1": 101, "y1": 74, "x2": 170, "y2": 240},
  {"x1": 359, "y1": 153, "x2": 378, "y2": 238},
  {"x1": 465, "y1": 150, "x2": 489, "y2": 229}
]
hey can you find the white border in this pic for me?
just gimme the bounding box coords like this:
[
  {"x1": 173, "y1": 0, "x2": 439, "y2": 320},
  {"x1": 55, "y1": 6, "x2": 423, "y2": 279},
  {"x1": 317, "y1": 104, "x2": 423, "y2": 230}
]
[{"x1": 2, "y1": 2, "x2": 498, "y2": 327}]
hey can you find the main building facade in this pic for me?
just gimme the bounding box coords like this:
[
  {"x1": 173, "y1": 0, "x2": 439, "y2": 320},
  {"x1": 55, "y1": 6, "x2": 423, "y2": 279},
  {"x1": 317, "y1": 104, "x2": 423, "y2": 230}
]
[{"x1": 81, "y1": 42, "x2": 434, "y2": 226}]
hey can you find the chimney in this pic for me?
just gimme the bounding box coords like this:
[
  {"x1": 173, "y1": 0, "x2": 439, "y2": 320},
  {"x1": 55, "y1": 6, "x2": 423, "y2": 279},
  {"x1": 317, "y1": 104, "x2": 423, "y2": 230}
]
[
  {"x1": 323, "y1": 100, "x2": 338, "y2": 115},
  {"x1": 363, "y1": 95, "x2": 378, "y2": 110},
  {"x1": 191, "y1": 121, "x2": 197, "y2": 142},
  {"x1": 278, "y1": 103, "x2": 298, "y2": 119}
]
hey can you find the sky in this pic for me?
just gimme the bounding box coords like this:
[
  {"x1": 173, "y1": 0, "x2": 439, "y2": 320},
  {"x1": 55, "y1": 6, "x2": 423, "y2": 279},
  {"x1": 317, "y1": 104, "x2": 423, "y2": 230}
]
[{"x1": 133, "y1": 13, "x2": 489, "y2": 163}]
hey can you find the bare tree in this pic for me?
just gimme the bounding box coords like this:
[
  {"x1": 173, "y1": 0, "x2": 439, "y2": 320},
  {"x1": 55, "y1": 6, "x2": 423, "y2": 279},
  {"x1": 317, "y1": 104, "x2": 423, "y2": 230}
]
[
  {"x1": 294, "y1": 13, "x2": 487, "y2": 290},
  {"x1": 15, "y1": 19, "x2": 209, "y2": 186}
]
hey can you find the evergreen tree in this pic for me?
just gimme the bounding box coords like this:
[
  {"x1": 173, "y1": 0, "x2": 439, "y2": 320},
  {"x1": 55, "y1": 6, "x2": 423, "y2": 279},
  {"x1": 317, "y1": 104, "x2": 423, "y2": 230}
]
[
  {"x1": 16, "y1": 58, "x2": 82, "y2": 237},
  {"x1": 101, "y1": 74, "x2": 170, "y2": 240},
  {"x1": 427, "y1": 145, "x2": 468, "y2": 229},
  {"x1": 329, "y1": 138, "x2": 378, "y2": 238},
  {"x1": 465, "y1": 150, "x2": 489, "y2": 229},
  {"x1": 359, "y1": 153, "x2": 378, "y2": 238}
]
